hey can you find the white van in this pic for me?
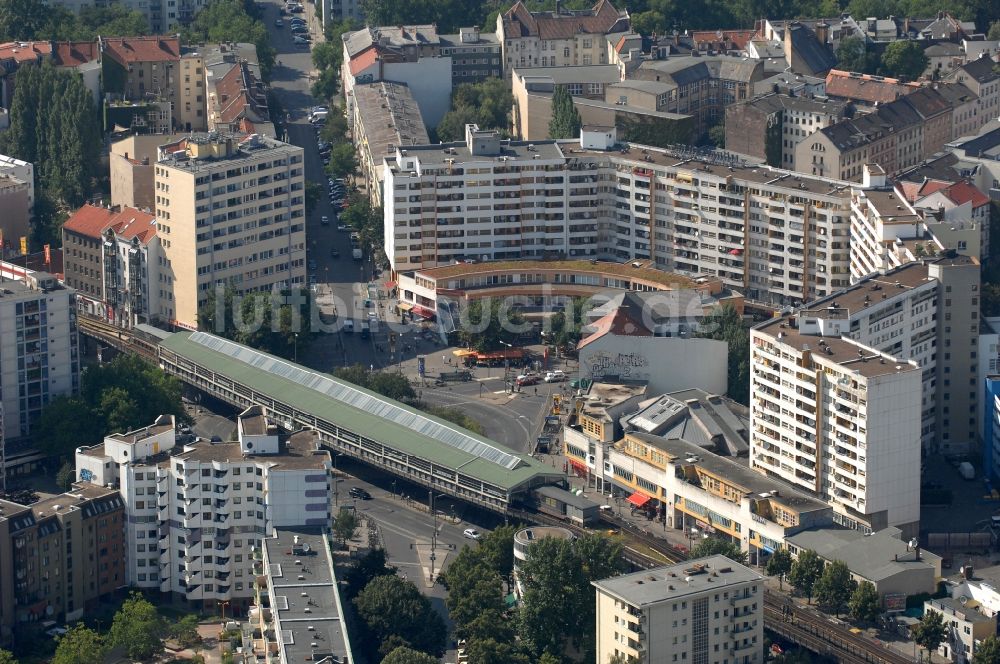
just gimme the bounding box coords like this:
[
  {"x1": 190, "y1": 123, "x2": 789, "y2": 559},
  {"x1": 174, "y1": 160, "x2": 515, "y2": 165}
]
[
  {"x1": 309, "y1": 110, "x2": 328, "y2": 124},
  {"x1": 342, "y1": 319, "x2": 354, "y2": 333}
]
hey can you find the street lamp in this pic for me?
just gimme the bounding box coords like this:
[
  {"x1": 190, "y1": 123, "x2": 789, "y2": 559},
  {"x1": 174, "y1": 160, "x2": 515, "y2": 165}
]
[
  {"x1": 428, "y1": 490, "x2": 449, "y2": 584},
  {"x1": 392, "y1": 480, "x2": 397, "y2": 500},
  {"x1": 293, "y1": 333, "x2": 299, "y2": 363},
  {"x1": 499, "y1": 340, "x2": 513, "y2": 380}
]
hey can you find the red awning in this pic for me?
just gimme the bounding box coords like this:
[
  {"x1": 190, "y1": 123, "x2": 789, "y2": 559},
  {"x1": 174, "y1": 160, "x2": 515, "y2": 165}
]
[
  {"x1": 412, "y1": 305, "x2": 437, "y2": 320},
  {"x1": 568, "y1": 459, "x2": 588, "y2": 474},
  {"x1": 627, "y1": 492, "x2": 652, "y2": 508},
  {"x1": 384, "y1": 280, "x2": 397, "y2": 289}
]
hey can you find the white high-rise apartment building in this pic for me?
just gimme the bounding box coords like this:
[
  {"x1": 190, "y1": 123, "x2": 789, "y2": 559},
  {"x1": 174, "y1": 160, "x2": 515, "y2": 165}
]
[
  {"x1": 0, "y1": 272, "x2": 79, "y2": 440},
  {"x1": 593, "y1": 555, "x2": 764, "y2": 664},
  {"x1": 794, "y1": 255, "x2": 980, "y2": 455},
  {"x1": 384, "y1": 125, "x2": 853, "y2": 308},
  {"x1": 750, "y1": 314, "x2": 922, "y2": 537},
  {"x1": 154, "y1": 132, "x2": 307, "y2": 329},
  {"x1": 75, "y1": 407, "x2": 331, "y2": 610}
]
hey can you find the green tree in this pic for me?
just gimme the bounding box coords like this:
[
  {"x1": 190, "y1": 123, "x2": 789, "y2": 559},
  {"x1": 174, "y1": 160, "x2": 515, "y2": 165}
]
[
  {"x1": 332, "y1": 507, "x2": 360, "y2": 546},
  {"x1": 0, "y1": 0, "x2": 50, "y2": 40},
  {"x1": 181, "y1": 0, "x2": 275, "y2": 78},
  {"x1": 80, "y1": 354, "x2": 187, "y2": 431},
  {"x1": 56, "y1": 461, "x2": 76, "y2": 491},
  {"x1": 305, "y1": 181, "x2": 323, "y2": 218},
  {"x1": 765, "y1": 549, "x2": 793, "y2": 590},
  {"x1": 170, "y1": 615, "x2": 202, "y2": 650},
  {"x1": 98, "y1": 386, "x2": 141, "y2": 434},
  {"x1": 989, "y1": 21, "x2": 1000, "y2": 41},
  {"x1": 354, "y1": 575, "x2": 447, "y2": 659},
  {"x1": 33, "y1": 396, "x2": 103, "y2": 458},
  {"x1": 848, "y1": 581, "x2": 881, "y2": 624},
  {"x1": 975, "y1": 635, "x2": 1000, "y2": 664},
  {"x1": 836, "y1": 36, "x2": 871, "y2": 73},
  {"x1": 788, "y1": 550, "x2": 825, "y2": 603},
  {"x1": 548, "y1": 85, "x2": 581, "y2": 139},
  {"x1": 913, "y1": 609, "x2": 946, "y2": 661},
  {"x1": 691, "y1": 537, "x2": 748, "y2": 565},
  {"x1": 108, "y1": 592, "x2": 166, "y2": 660},
  {"x1": 443, "y1": 547, "x2": 505, "y2": 630},
  {"x1": 464, "y1": 638, "x2": 533, "y2": 664},
  {"x1": 0, "y1": 650, "x2": 16, "y2": 664},
  {"x1": 334, "y1": 365, "x2": 417, "y2": 403},
  {"x1": 696, "y1": 303, "x2": 750, "y2": 405},
  {"x1": 380, "y1": 646, "x2": 438, "y2": 664},
  {"x1": 51, "y1": 626, "x2": 104, "y2": 664},
  {"x1": 518, "y1": 533, "x2": 623, "y2": 657},
  {"x1": 458, "y1": 298, "x2": 528, "y2": 352},
  {"x1": 198, "y1": 285, "x2": 313, "y2": 358},
  {"x1": 437, "y1": 78, "x2": 513, "y2": 142},
  {"x1": 813, "y1": 560, "x2": 855, "y2": 616},
  {"x1": 326, "y1": 143, "x2": 358, "y2": 179},
  {"x1": 343, "y1": 548, "x2": 397, "y2": 599},
  {"x1": 478, "y1": 524, "x2": 517, "y2": 582},
  {"x1": 881, "y1": 40, "x2": 929, "y2": 81}
]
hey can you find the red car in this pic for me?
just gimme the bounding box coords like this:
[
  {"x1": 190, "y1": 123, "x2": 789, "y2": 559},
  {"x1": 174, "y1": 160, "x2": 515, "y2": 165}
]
[{"x1": 516, "y1": 374, "x2": 539, "y2": 386}]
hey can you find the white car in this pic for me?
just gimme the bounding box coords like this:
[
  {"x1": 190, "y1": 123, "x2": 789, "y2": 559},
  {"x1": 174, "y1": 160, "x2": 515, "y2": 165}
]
[
  {"x1": 463, "y1": 528, "x2": 481, "y2": 540},
  {"x1": 544, "y1": 370, "x2": 566, "y2": 383}
]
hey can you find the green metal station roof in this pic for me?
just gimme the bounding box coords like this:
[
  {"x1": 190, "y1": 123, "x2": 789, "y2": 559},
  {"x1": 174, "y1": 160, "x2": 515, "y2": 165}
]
[{"x1": 159, "y1": 331, "x2": 563, "y2": 491}]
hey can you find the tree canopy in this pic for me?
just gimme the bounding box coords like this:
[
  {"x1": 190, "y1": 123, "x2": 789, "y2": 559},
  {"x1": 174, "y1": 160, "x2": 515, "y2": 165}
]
[
  {"x1": 848, "y1": 581, "x2": 881, "y2": 623},
  {"x1": 974, "y1": 635, "x2": 1000, "y2": 664},
  {"x1": 380, "y1": 647, "x2": 439, "y2": 664},
  {"x1": 518, "y1": 533, "x2": 623, "y2": 658},
  {"x1": 788, "y1": 550, "x2": 825, "y2": 602},
  {"x1": 813, "y1": 560, "x2": 855, "y2": 616},
  {"x1": 108, "y1": 592, "x2": 166, "y2": 661},
  {"x1": 696, "y1": 304, "x2": 749, "y2": 405},
  {"x1": 353, "y1": 575, "x2": 447, "y2": 660},
  {"x1": 691, "y1": 537, "x2": 748, "y2": 565},
  {"x1": 549, "y1": 85, "x2": 582, "y2": 139},
  {"x1": 198, "y1": 284, "x2": 313, "y2": 358},
  {"x1": 913, "y1": 610, "x2": 946, "y2": 659},
  {"x1": 0, "y1": 0, "x2": 148, "y2": 42},
  {"x1": 457, "y1": 298, "x2": 528, "y2": 352},
  {"x1": 0, "y1": 62, "x2": 100, "y2": 246},
  {"x1": 52, "y1": 625, "x2": 105, "y2": 664},
  {"x1": 436, "y1": 78, "x2": 512, "y2": 142},
  {"x1": 765, "y1": 549, "x2": 793, "y2": 590},
  {"x1": 344, "y1": 548, "x2": 398, "y2": 599},
  {"x1": 182, "y1": 0, "x2": 275, "y2": 78},
  {"x1": 34, "y1": 355, "x2": 186, "y2": 459},
  {"x1": 0, "y1": 651, "x2": 15, "y2": 664},
  {"x1": 880, "y1": 40, "x2": 929, "y2": 81}
]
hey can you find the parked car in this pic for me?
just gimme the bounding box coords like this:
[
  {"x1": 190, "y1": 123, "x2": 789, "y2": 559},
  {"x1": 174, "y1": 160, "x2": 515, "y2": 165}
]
[
  {"x1": 291, "y1": 25, "x2": 308, "y2": 34},
  {"x1": 273, "y1": 18, "x2": 284, "y2": 26},
  {"x1": 293, "y1": 35, "x2": 310, "y2": 45},
  {"x1": 337, "y1": 223, "x2": 347, "y2": 231},
  {"x1": 349, "y1": 487, "x2": 372, "y2": 500},
  {"x1": 544, "y1": 370, "x2": 566, "y2": 383},
  {"x1": 463, "y1": 528, "x2": 481, "y2": 540},
  {"x1": 320, "y1": 215, "x2": 329, "y2": 226},
  {"x1": 330, "y1": 248, "x2": 340, "y2": 258}
]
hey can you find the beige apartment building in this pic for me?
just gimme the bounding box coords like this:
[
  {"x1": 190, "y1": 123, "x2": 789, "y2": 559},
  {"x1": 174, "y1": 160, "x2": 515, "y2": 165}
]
[
  {"x1": 110, "y1": 134, "x2": 187, "y2": 210},
  {"x1": 153, "y1": 132, "x2": 307, "y2": 328},
  {"x1": 593, "y1": 555, "x2": 764, "y2": 664},
  {"x1": 497, "y1": 0, "x2": 631, "y2": 72}
]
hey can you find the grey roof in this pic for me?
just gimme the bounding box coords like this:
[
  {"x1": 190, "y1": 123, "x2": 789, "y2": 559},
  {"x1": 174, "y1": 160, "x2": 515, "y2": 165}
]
[
  {"x1": 923, "y1": 42, "x2": 964, "y2": 56},
  {"x1": 352, "y1": 82, "x2": 430, "y2": 162},
  {"x1": 608, "y1": 79, "x2": 676, "y2": 95},
  {"x1": 637, "y1": 56, "x2": 762, "y2": 85},
  {"x1": 513, "y1": 64, "x2": 623, "y2": 85},
  {"x1": 787, "y1": 22, "x2": 836, "y2": 75},
  {"x1": 785, "y1": 527, "x2": 942, "y2": 583},
  {"x1": 952, "y1": 55, "x2": 1000, "y2": 84},
  {"x1": 593, "y1": 555, "x2": 762, "y2": 606},
  {"x1": 627, "y1": 433, "x2": 828, "y2": 514},
  {"x1": 740, "y1": 92, "x2": 847, "y2": 117},
  {"x1": 753, "y1": 71, "x2": 825, "y2": 96},
  {"x1": 438, "y1": 32, "x2": 501, "y2": 47},
  {"x1": 625, "y1": 389, "x2": 749, "y2": 456},
  {"x1": 158, "y1": 331, "x2": 562, "y2": 491},
  {"x1": 263, "y1": 528, "x2": 353, "y2": 664},
  {"x1": 928, "y1": 597, "x2": 994, "y2": 624},
  {"x1": 390, "y1": 135, "x2": 566, "y2": 168},
  {"x1": 535, "y1": 485, "x2": 600, "y2": 511}
]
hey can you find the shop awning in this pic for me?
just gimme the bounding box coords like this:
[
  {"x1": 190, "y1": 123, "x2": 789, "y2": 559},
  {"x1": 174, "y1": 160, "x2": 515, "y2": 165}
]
[
  {"x1": 412, "y1": 305, "x2": 437, "y2": 320},
  {"x1": 453, "y1": 349, "x2": 477, "y2": 357},
  {"x1": 627, "y1": 492, "x2": 652, "y2": 508},
  {"x1": 384, "y1": 280, "x2": 397, "y2": 289},
  {"x1": 568, "y1": 459, "x2": 588, "y2": 474},
  {"x1": 396, "y1": 302, "x2": 414, "y2": 312}
]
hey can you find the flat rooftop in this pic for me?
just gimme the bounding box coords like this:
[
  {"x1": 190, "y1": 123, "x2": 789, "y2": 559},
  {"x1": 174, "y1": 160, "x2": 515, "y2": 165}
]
[
  {"x1": 391, "y1": 136, "x2": 566, "y2": 169},
  {"x1": 175, "y1": 430, "x2": 329, "y2": 470},
  {"x1": 412, "y1": 259, "x2": 699, "y2": 290},
  {"x1": 106, "y1": 421, "x2": 174, "y2": 445},
  {"x1": 862, "y1": 188, "x2": 921, "y2": 221},
  {"x1": 593, "y1": 555, "x2": 762, "y2": 606},
  {"x1": 798, "y1": 262, "x2": 935, "y2": 318},
  {"x1": 159, "y1": 331, "x2": 562, "y2": 492},
  {"x1": 353, "y1": 81, "x2": 430, "y2": 167},
  {"x1": 786, "y1": 527, "x2": 940, "y2": 582},
  {"x1": 627, "y1": 433, "x2": 828, "y2": 513},
  {"x1": 929, "y1": 597, "x2": 994, "y2": 624},
  {"x1": 263, "y1": 528, "x2": 352, "y2": 664},
  {"x1": 754, "y1": 315, "x2": 920, "y2": 378},
  {"x1": 626, "y1": 389, "x2": 748, "y2": 456},
  {"x1": 580, "y1": 382, "x2": 647, "y2": 421}
]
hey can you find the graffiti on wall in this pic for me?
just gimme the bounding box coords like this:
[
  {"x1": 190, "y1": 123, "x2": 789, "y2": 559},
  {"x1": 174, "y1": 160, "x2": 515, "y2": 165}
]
[{"x1": 585, "y1": 351, "x2": 650, "y2": 378}]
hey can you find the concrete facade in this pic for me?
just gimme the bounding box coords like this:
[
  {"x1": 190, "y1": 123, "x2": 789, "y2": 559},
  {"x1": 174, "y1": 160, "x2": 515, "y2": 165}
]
[{"x1": 154, "y1": 132, "x2": 307, "y2": 329}]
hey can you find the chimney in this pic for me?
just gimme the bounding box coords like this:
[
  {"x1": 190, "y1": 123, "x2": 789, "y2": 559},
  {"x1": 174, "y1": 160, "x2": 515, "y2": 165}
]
[
  {"x1": 555, "y1": 0, "x2": 561, "y2": 14},
  {"x1": 815, "y1": 21, "x2": 829, "y2": 45}
]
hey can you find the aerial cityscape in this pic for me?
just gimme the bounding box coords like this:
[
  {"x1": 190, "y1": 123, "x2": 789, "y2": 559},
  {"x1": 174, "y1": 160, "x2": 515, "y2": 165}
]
[{"x1": 1, "y1": 0, "x2": 1000, "y2": 662}]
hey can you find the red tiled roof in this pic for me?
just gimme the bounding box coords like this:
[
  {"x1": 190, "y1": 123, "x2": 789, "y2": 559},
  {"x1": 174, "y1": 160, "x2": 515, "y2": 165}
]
[
  {"x1": 214, "y1": 63, "x2": 269, "y2": 124},
  {"x1": 109, "y1": 208, "x2": 157, "y2": 244},
  {"x1": 941, "y1": 180, "x2": 990, "y2": 209},
  {"x1": 349, "y1": 48, "x2": 379, "y2": 76},
  {"x1": 53, "y1": 41, "x2": 99, "y2": 67},
  {"x1": 64, "y1": 204, "x2": 157, "y2": 244},
  {"x1": 825, "y1": 69, "x2": 917, "y2": 104},
  {"x1": 578, "y1": 306, "x2": 652, "y2": 349},
  {"x1": 690, "y1": 29, "x2": 756, "y2": 50},
  {"x1": 0, "y1": 41, "x2": 52, "y2": 65},
  {"x1": 101, "y1": 36, "x2": 180, "y2": 65},
  {"x1": 63, "y1": 204, "x2": 116, "y2": 239}
]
